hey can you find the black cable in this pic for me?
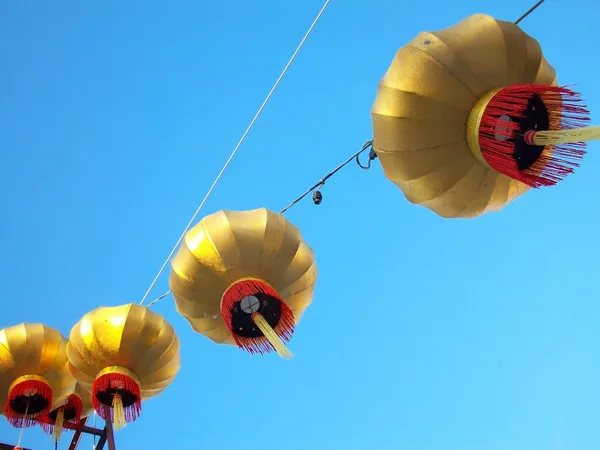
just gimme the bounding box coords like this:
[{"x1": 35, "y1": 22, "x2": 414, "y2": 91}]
[
  {"x1": 515, "y1": 0, "x2": 546, "y2": 24},
  {"x1": 279, "y1": 141, "x2": 373, "y2": 214}
]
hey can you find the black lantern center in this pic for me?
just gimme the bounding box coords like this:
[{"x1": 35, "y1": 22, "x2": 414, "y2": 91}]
[
  {"x1": 230, "y1": 292, "x2": 282, "y2": 338},
  {"x1": 512, "y1": 94, "x2": 550, "y2": 171},
  {"x1": 49, "y1": 405, "x2": 78, "y2": 422},
  {"x1": 10, "y1": 394, "x2": 49, "y2": 415},
  {"x1": 96, "y1": 388, "x2": 138, "y2": 409}
]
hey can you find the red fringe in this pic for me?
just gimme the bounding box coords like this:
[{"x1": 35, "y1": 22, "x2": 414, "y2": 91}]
[
  {"x1": 478, "y1": 84, "x2": 589, "y2": 187},
  {"x1": 4, "y1": 379, "x2": 52, "y2": 428},
  {"x1": 39, "y1": 421, "x2": 55, "y2": 434},
  {"x1": 221, "y1": 279, "x2": 295, "y2": 355},
  {"x1": 92, "y1": 373, "x2": 141, "y2": 423},
  {"x1": 37, "y1": 394, "x2": 83, "y2": 434}
]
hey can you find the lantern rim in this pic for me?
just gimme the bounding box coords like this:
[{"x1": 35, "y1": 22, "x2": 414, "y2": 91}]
[
  {"x1": 8, "y1": 374, "x2": 50, "y2": 396},
  {"x1": 466, "y1": 87, "x2": 502, "y2": 167},
  {"x1": 95, "y1": 366, "x2": 140, "y2": 386},
  {"x1": 219, "y1": 277, "x2": 276, "y2": 309}
]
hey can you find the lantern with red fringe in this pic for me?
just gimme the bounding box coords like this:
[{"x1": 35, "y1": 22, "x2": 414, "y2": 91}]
[
  {"x1": 170, "y1": 208, "x2": 318, "y2": 359},
  {"x1": 0, "y1": 324, "x2": 76, "y2": 428},
  {"x1": 371, "y1": 13, "x2": 598, "y2": 218},
  {"x1": 66, "y1": 304, "x2": 181, "y2": 430},
  {"x1": 37, "y1": 383, "x2": 93, "y2": 442}
]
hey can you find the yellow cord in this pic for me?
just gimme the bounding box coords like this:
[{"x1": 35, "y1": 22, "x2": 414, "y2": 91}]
[
  {"x1": 252, "y1": 313, "x2": 293, "y2": 359},
  {"x1": 112, "y1": 394, "x2": 126, "y2": 430},
  {"x1": 533, "y1": 125, "x2": 600, "y2": 145},
  {"x1": 16, "y1": 396, "x2": 30, "y2": 448},
  {"x1": 52, "y1": 408, "x2": 64, "y2": 442}
]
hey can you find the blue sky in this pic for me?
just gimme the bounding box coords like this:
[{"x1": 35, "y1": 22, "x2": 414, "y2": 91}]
[{"x1": 1, "y1": 1, "x2": 599, "y2": 449}]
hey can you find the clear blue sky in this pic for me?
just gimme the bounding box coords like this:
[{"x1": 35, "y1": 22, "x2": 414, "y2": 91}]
[{"x1": 1, "y1": 1, "x2": 599, "y2": 449}]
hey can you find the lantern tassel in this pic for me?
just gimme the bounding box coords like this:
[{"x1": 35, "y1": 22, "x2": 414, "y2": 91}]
[
  {"x1": 526, "y1": 125, "x2": 600, "y2": 145},
  {"x1": 251, "y1": 312, "x2": 293, "y2": 359},
  {"x1": 51, "y1": 408, "x2": 64, "y2": 442},
  {"x1": 112, "y1": 394, "x2": 126, "y2": 430},
  {"x1": 93, "y1": 371, "x2": 141, "y2": 425}
]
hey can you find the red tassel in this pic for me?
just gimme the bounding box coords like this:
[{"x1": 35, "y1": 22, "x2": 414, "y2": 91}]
[
  {"x1": 221, "y1": 279, "x2": 295, "y2": 355},
  {"x1": 92, "y1": 372, "x2": 141, "y2": 424},
  {"x1": 4, "y1": 378, "x2": 52, "y2": 428},
  {"x1": 37, "y1": 394, "x2": 83, "y2": 434},
  {"x1": 477, "y1": 84, "x2": 589, "y2": 187}
]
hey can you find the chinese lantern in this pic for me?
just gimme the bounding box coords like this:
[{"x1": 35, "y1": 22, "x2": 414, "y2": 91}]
[
  {"x1": 37, "y1": 382, "x2": 94, "y2": 441},
  {"x1": 0, "y1": 324, "x2": 76, "y2": 428},
  {"x1": 66, "y1": 304, "x2": 181, "y2": 430},
  {"x1": 170, "y1": 208, "x2": 318, "y2": 358},
  {"x1": 371, "y1": 13, "x2": 598, "y2": 218}
]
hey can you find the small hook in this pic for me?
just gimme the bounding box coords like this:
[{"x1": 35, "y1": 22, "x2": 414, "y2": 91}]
[{"x1": 356, "y1": 141, "x2": 377, "y2": 170}]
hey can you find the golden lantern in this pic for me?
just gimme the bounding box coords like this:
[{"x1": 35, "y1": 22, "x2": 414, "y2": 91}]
[
  {"x1": 170, "y1": 208, "x2": 318, "y2": 359},
  {"x1": 0, "y1": 324, "x2": 76, "y2": 428},
  {"x1": 66, "y1": 304, "x2": 181, "y2": 430},
  {"x1": 371, "y1": 13, "x2": 596, "y2": 218},
  {"x1": 37, "y1": 382, "x2": 94, "y2": 441}
]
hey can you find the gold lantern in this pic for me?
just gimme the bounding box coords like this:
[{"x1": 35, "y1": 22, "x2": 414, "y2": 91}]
[
  {"x1": 66, "y1": 304, "x2": 181, "y2": 430},
  {"x1": 0, "y1": 324, "x2": 76, "y2": 428},
  {"x1": 37, "y1": 382, "x2": 94, "y2": 441},
  {"x1": 371, "y1": 13, "x2": 577, "y2": 218},
  {"x1": 170, "y1": 208, "x2": 318, "y2": 359}
]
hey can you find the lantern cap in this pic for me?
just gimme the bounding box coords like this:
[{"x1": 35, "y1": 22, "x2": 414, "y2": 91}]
[{"x1": 466, "y1": 88, "x2": 503, "y2": 166}]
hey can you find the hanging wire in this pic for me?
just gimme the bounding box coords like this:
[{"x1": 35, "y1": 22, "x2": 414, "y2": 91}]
[
  {"x1": 138, "y1": 0, "x2": 332, "y2": 306},
  {"x1": 279, "y1": 140, "x2": 374, "y2": 214},
  {"x1": 140, "y1": 0, "x2": 549, "y2": 309},
  {"x1": 515, "y1": 0, "x2": 546, "y2": 24},
  {"x1": 145, "y1": 290, "x2": 171, "y2": 308}
]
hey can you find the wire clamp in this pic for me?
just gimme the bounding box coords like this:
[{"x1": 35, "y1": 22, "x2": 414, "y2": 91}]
[{"x1": 356, "y1": 141, "x2": 376, "y2": 169}]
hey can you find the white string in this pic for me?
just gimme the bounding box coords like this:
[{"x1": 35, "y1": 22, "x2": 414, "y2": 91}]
[
  {"x1": 145, "y1": 290, "x2": 171, "y2": 308},
  {"x1": 138, "y1": 0, "x2": 332, "y2": 306},
  {"x1": 16, "y1": 397, "x2": 30, "y2": 448},
  {"x1": 92, "y1": 411, "x2": 97, "y2": 450},
  {"x1": 16, "y1": 424, "x2": 26, "y2": 448}
]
